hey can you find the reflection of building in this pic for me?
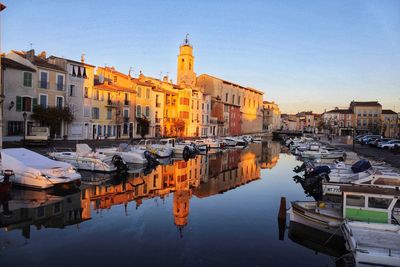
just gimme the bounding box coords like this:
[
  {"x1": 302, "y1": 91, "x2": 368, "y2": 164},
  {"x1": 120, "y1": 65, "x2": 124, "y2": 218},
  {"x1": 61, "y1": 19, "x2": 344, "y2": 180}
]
[
  {"x1": 193, "y1": 149, "x2": 261, "y2": 198},
  {"x1": 260, "y1": 141, "x2": 280, "y2": 169},
  {"x1": 0, "y1": 189, "x2": 84, "y2": 239}
]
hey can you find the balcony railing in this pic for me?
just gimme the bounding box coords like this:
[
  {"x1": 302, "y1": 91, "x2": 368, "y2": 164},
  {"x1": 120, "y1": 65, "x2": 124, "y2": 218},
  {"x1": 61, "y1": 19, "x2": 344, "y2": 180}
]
[
  {"x1": 156, "y1": 102, "x2": 161, "y2": 108},
  {"x1": 38, "y1": 81, "x2": 49, "y2": 89},
  {"x1": 123, "y1": 117, "x2": 130, "y2": 123},
  {"x1": 106, "y1": 100, "x2": 118, "y2": 107},
  {"x1": 56, "y1": 83, "x2": 66, "y2": 91},
  {"x1": 124, "y1": 100, "x2": 130, "y2": 106}
]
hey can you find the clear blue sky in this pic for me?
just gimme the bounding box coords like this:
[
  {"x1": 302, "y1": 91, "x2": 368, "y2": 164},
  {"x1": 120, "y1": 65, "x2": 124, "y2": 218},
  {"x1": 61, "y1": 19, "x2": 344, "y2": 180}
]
[{"x1": 2, "y1": 0, "x2": 399, "y2": 113}]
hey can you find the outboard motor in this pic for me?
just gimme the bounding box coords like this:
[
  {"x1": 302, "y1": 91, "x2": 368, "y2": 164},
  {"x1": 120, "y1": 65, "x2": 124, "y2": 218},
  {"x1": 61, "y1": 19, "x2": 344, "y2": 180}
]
[
  {"x1": 305, "y1": 165, "x2": 331, "y2": 179},
  {"x1": 183, "y1": 146, "x2": 191, "y2": 161},
  {"x1": 144, "y1": 150, "x2": 159, "y2": 166},
  {"x1": 112, "y1": 155, "x2": 128, "y2": 171},
  {"x1": 293, "y1": 163, "x2": 306, "y2": 173}
]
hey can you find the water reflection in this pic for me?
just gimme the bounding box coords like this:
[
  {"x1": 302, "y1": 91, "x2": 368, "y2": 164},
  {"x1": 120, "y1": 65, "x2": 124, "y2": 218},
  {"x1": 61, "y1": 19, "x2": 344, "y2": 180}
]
[
  {"x1": 0, "y1": 188, "x2": 83, "y2": 239},
  {"x1": 1, "y1": 142, "x2": 280, "y2": 238},
  {"x1": 1, "y1": 140, "x2": 345, "y2": 267}
]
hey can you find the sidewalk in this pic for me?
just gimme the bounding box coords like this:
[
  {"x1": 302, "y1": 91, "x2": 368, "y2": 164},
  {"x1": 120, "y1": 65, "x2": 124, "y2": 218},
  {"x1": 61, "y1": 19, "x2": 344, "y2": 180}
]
[{"x1": 320, "y1": 136, "x2": 400, "y2": 168}]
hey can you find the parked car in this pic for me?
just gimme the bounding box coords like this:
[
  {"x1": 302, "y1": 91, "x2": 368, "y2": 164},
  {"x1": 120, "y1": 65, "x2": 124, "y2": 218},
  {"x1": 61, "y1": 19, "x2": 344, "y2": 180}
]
[
  {"x1": 373, "y1": 138, "x2": 394, "y2": 147},
  {"x1": 361, "y1": 135, "x2": 381, "y2": 144},
  {"x1": 378, "y1": 140, "x2": 400, "y2": 149},
  {"x1": 365, "y1": 136, "x2": 380, "y2": 145},
  {"x1": 355, "y1": 135, "x2": 366, "y2": 143},
  {"x1": 25, "y1": 126, "x2": 50, "y2": 145}
]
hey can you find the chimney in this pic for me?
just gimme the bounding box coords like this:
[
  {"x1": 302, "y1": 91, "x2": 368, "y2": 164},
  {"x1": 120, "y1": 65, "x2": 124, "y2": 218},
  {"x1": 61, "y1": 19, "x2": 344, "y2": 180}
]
[
  {"x1": 81, "y1": 53, "x2": 85, "y2": 63},
  {"x1": 38, "y1": 51, "x2": 46, "y2": 59},
  {"x1": 163, "y1": 76, "x2": 168, "y2": 82},
  {"x1": 26, "y1": 49, "x2": 35, "y2": 61}
]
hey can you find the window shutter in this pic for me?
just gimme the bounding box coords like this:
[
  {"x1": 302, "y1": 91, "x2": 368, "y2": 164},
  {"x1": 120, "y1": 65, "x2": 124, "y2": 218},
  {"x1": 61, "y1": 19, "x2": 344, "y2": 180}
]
[
  {"x1": 16, "y1": 96, "x2": 22, "y2": 111},
  {"x1": 32, "y1": 98, "x2": 38, "y2": 111}
]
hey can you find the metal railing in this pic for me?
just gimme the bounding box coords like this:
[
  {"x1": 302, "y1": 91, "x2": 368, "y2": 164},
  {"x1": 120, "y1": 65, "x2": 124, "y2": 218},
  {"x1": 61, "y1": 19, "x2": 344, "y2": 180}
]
[{"x1": 38, "y1": 81, "x2": 49, "y2": 89}]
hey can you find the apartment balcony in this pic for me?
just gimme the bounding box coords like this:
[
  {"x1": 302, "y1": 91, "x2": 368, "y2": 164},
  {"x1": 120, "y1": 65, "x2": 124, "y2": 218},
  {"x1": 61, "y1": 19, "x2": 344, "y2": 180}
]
[
  {"x1": 123, "y1": 117, "x2": 130, "y2": 123},
  {"x1": 38, "y1": 81, "x2": 49, "y2": 89},
  {"x1": 105, "y1": 100, "x2": 118, "y2": 107}
]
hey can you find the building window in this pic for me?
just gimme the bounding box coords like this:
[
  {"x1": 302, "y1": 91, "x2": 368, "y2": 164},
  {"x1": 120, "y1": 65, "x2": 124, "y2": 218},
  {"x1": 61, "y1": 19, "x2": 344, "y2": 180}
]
[
  {"x1": 56, "y1": 74, "x2": 64, "y2": 91},
  {"x1": 145, "y1": 106, "x2": 150, "y2": 117},
  {"x1": 146, "y1": 88, "x2": 150, "y2": 99},
  {"x1": 84, "y1": 87, "x2": 89, "y2": 98},
  {"x1": 238, "y1": 96, "x2": 241, "y2": 105},
  {"x1": 225, "y1": 93, "x2": 228, "y2": 102},
  {"x1": 137, "y1": 87, "x2": 141, "y2": 98},
  {"x1": 232, "y1": 94, "x2": 235, "y2": 104},
  {"x1": 123, "y1": 109, "x2": 129, "y2": 118},
  {"x1": 92, "y1": 107, "x2": 100, "y2": 119},
  {"x1": 107, "y1": 108, "x2": 112, "y2": 120},
  {"x1": 23, "y1": 72, "x2": 32, "y2": 87},
  {"x1": 56, "y1": 96, "x2": 63, "y2": 109},
  {"x1": 84, "y1": 106, "x2": 90, "y2": 117},
  {"x1": 7, "y1": 121, "x2": 23, "y2": 136},
  {"x1": 69, "y1": 85, "x2": 75, "y2": 97},
  {"x1": 180, "y1": 111, "x2": 189, "y2": 119},
  {"x1": 180, "y1": 98, "x2": 189, "y2": 105},
  {"x1": 39, "y1": 94, "x2": 48, "y2": 108},
  {"x1": 39, "y1": 71, "x2": 48, "y2": 89},
  {"x1": 136, "y1": 105, "x2": 142, "y2": 118},
  {"x1": 113, "y1": 76, "x2": 117, "y2": 83},
  {"x1": 16, "y1": 96, "x2": 33, "y2": 112}
]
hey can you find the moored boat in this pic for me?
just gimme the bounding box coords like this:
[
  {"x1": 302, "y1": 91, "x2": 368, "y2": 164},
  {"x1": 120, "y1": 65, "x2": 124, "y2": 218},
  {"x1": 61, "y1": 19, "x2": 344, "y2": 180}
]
[
  {"x1": 49, "y1": 144, "x2": 126, "y2": 172},
  {"x1": 1, "y1": 148, "x2": 81, "y2": 189}
]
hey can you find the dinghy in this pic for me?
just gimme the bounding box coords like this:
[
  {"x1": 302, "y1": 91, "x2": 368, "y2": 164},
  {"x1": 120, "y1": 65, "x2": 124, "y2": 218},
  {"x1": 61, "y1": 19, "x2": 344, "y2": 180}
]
[
  {"x1": 1, "y1": 148, "x2": 81, "y2": 189},
  {"x1": 96, "y1": 143, "x2": 158, "y2": 165}
]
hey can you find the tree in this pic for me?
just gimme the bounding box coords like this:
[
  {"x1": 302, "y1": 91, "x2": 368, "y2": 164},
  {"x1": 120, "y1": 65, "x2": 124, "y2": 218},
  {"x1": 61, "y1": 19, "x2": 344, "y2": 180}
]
[
  {"x1": 173, "y1": 119, "x2": 185, "y2": 137},
  {"x1": 31, "y1": 106, "x2": 74, "y2": 138},
  {"x1": 136, "y1": 117, "x2": 150, "y2": 138}
]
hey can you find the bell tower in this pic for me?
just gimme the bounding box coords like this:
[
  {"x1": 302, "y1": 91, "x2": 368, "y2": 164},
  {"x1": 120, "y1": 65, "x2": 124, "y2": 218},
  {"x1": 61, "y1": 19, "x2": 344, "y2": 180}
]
[{"x1": 177, "y1": 34, "x2": 196, "y2": 87}]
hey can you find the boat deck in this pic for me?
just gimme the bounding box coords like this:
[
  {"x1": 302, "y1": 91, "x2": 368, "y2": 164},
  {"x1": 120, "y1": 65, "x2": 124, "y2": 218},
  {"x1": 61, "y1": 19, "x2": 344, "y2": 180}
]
[{"x1": 351, "y1": 225, "x2": 400, "y2": 252}]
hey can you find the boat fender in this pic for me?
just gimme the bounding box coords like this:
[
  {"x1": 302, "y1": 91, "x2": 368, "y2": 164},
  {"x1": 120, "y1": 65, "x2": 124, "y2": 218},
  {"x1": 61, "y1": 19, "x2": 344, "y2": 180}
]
[{"x1": 318, "y1": 202, "x2": 326, "y2": 208}]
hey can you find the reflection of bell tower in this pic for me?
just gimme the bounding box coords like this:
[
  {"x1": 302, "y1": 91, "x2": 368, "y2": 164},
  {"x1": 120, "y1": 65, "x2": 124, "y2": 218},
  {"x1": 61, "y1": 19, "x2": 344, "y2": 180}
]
[
  {"x1": 173, "y1": 160, "x2": 192, "y2": 235},
  {"x1": 173, "y1": 190, "x2": 191, "y2": 231},
  {"x1": 177, "y1": 34, "x2": 196, "y2": 87}
]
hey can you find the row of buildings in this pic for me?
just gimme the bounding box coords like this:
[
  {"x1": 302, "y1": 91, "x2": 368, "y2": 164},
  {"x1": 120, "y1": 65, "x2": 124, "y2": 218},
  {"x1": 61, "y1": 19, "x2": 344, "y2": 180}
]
[
  {"x1": 281, "y1": 101, "x2": 399, "y2": 138},
  {"x1": 1, "y1": 37, "x2": 281, "y2": 142}
]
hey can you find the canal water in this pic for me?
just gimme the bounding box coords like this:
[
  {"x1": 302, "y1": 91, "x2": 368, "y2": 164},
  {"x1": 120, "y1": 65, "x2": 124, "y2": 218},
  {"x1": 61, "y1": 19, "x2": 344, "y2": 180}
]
[{"x1": 0, "y1": 141, "x2": 348, "y2": 267}]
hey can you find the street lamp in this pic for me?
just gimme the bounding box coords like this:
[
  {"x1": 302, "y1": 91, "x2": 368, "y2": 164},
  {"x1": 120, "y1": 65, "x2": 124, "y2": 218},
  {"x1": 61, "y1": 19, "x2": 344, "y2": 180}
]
[{"x1": 22, "y1": 111, "x2": 27, "y2": 145}]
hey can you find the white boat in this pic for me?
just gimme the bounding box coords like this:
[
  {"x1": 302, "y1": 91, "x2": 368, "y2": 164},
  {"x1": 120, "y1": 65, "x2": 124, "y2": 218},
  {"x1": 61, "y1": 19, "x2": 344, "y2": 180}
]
[
  {"x1": 49, "y1": 144, "x2": 126, "y2": 172},
  {"x1": 96, "y1": 143, "x2": 155, "y2": 165},
  {"x1": 289, "y1": 185, "x2": 400, "y2": 235},
  {"x1": 1, "y1": 148, "x2": 81, "y2": 189},
  {"x1": 242, "y1": 135, "x2": 253, "y2": 143},
  {"x1": 301, "y1": 149, "x2": 345, "y2": 160},
  {"x1": 134, "y1": 139, "x2": 173, "y2": 158},
  {"x1": 342, "y1": 222, "x2": 400, "y2": 267},
  {"x1": 160, "y1": 138, "x2": 197, "y2": 156},
  {"x1": 224, "y1": 137, "x2": 247, "y2": 147},
  {"x1": 288, "y1": 201, "x2": 342, "y2": 235}
]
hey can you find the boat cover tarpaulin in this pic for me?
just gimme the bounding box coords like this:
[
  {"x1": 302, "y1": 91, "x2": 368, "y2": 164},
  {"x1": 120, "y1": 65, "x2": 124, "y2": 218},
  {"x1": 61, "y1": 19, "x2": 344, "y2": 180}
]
[
  {"x1": 1, "y1": 148, "x2": 71, "y2": 177},
  {"x1": 351, "y1": 159, "x2": 372, "y2": 173}
]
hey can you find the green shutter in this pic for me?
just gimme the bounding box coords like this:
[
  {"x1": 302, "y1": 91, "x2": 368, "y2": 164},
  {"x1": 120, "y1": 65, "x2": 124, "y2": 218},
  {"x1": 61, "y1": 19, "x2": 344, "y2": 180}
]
[
  {"x1": 16, "y1": 96, "x2": 22, "y2": 111},
  {"x1": 32, "y1": 98, "x2": 38, "y2": 111}
]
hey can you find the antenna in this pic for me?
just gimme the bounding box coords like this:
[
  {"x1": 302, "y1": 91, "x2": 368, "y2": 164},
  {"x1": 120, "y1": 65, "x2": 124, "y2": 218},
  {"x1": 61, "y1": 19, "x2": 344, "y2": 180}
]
[
  {"x1": 29, "y1": 43, "x2": 33, "y2": 49},
  {"x1": 159, "y1": 71, "x2": 162, "y2": 80}
]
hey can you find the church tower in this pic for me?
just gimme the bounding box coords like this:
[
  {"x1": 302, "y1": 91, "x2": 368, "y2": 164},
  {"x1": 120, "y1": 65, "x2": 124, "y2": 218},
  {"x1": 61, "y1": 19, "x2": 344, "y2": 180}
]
[{"x1": 177, "y1": 34, "x2": 196, "y2": 87}]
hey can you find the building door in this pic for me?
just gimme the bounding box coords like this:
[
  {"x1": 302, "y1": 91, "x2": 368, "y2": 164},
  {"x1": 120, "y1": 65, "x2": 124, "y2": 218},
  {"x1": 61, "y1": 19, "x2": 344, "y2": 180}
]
[{"x1": 92, "y1": 125, "x2": 96, "y2": 139}]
